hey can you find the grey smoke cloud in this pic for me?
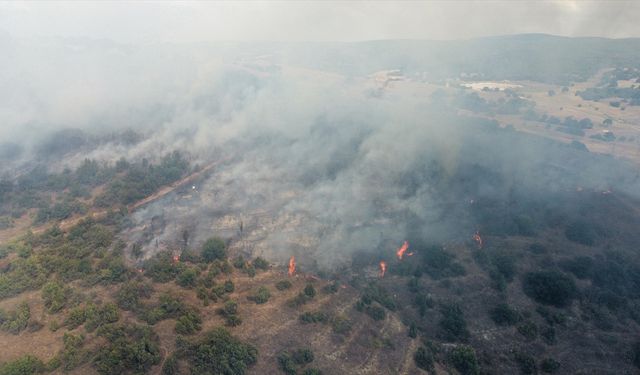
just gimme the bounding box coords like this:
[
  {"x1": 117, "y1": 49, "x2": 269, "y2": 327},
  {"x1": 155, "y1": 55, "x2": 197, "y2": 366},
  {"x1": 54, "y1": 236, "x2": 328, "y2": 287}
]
[{"x1": 1, "y1": 1, "x2": 640, "y2": 43}]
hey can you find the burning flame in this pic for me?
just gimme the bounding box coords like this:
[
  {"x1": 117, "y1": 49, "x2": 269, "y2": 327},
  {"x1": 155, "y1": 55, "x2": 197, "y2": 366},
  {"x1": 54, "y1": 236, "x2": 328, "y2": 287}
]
[
  {"x1": 379, "y1": 261, "x2": 387, "y2": 278},
  {"x1": 473, "y1": 231, "x2": 483, "y2": 249},
  {"x1": 173, "y1": 254, "x2": 180, "y2": 263},
  {"x1": 288, "y1": 256, "x2": 296, "y2": 276},
  {"x1": 396, "y1": 240, "x2": 409, "y2": 260}
]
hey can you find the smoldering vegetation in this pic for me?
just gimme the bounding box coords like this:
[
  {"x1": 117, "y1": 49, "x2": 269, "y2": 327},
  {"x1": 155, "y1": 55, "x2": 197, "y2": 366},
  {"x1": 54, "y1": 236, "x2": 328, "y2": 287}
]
[{"x1": 2, "y1": 34, "x2": 640, "y2": 270}]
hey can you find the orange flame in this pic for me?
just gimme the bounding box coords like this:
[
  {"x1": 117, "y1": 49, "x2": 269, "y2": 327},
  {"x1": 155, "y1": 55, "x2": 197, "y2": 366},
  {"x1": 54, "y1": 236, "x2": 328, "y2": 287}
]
[
  {"x1": 173, "y1": 254, "x2": 180, "y2": 263},
  {"x1": 288, "y1": 256, "x2": 296, "y2": 276},
  {"x1": 379, "y1": 261, "x2": 387, "y2": 278},
  {"x1": 473, "y1": 231, "x2": 483, "y2": 249},
  {"x1": 396, "y1": 240, "x2": 409, "y2": 260}
]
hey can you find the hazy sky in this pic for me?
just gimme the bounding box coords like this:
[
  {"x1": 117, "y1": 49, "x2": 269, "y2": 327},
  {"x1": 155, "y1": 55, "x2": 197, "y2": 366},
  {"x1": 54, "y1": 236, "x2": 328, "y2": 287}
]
[{"x1": 1, "y1": 1, "x2": 640, "y2": 43}]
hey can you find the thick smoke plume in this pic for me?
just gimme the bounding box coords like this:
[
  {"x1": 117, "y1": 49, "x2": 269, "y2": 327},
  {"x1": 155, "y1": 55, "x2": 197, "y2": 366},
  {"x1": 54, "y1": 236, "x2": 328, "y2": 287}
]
[{"x1": 2, "y1": 36, "x2": 640, "y2": 269}]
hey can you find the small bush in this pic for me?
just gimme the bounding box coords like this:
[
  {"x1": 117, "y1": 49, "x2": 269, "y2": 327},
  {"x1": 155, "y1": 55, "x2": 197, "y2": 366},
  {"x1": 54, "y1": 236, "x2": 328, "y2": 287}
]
[
  {"x1": 517, "y1": 321, "x2": 538, "y2": 341},
  {"x1": 439, "y1": 304, "x2": 470, "y2": 342},
  {"x1": 41, "y1": 281, "x2": 70, "y2": 313},
  {"x1": 365, "y1": 305, "x2": 386, "y2": 321},
  {"x1": 175, "y1": 310, "x2": 202, "y2": 335},
  {"x1": 0, "y1": 355, "x2": 44, "y2": 375},
  {"x1": 514, "y1": 352, "x2": 537, "y2": 375},
  {"x1": 522, "y1": 271, "x2": 577, "y2": 307},
  {"x1": 540, "y1": 358, "x2": 560, "y2": 373},
  {"x1": 161, "y1": 354, "x2": 178, "y2": 375},
  {"x1": 288, "y1": 292, "x2": 312, "y2": 308},
  {"x1": 322, "y1": 282, "x2": 340, "y2": 294},
  {"x1": 302, "y1": 369, "x2": 323, "y2": 375},
  {"x1": 277, "y1": 352, "x2": 297, "y2": 375},
  {"x1": 177, "y1": 267, "x2": 199, "y2": 288},
  {"x1": 94, "y1": 324, "x2": 161, "y2": 375},
  {"x1": 528, "y1": 243, "x2": 547, "y2": 254},
  {"x1": 276, "y1": 280, "x2": 292, "y2": 290},
  {"x1": 449, "y1": 345, "x2": 479, "y2": 375},
  {"x1": 115, "y1": 281, "x2": 152, "y2": 311},
  {"x1": 249, "y1": 287, "x2": 271, "y2": 304},
  {"x1": 201, "y1": 237, "x2": 226, "y2": 262},
  {"x1": 541, "y1": 325, "x2": 556, "y2": 345},
  {"x1": 489, "y1": 303, "x2": 522, "y2": 326},
  {"x1": 414, "y1": 346, "x2": 434, "y2": 371},
  {"x1": 84, "y1": 302, "x2": 119, "y2": 332},
  {"x1": 181, "y1": 328, "x2": 256, "y2": 374},
  {"x1": 300, "y1": 311, "x2": 329, "y2": 324},
  {"x1": 0, "y1": 302, "x2": 30, "y2": 334},
  {"x1": 253, "y1": 257, "x2": 269, "y2": 270},
  {"x1": 291, "y1": 348, "x2": 314, "y2": 365},
  {"x1": 304, "y1": 284, "x2": 316, "y2": 298},
  {"x1": 331, "y1": 316, "x2": 352, "y2": 335},
  {"x1": 565, "y1": 220, "x2": 596, "y2": 246}
]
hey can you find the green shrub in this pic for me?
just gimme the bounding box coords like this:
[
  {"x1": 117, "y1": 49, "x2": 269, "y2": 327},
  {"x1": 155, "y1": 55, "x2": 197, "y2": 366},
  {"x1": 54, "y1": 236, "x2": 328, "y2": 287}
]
[
  {"x1": 187, "y1": 328, "x2": 257, "y2": 375},
  {"x1": 489, "y1": 303, "x2": 522, "y2": 326},
  {"x1": 528, "y1": 243, "x2": 547, "y2": 254},
  {"x1": 331, "y1": 315, "x2": 352, "y2": 335},
  {"x1": 300, "y1": 311, "x2": 329, "y2": 324},
  {"x1": 84, "y1": 302, "x2": 119, "y2": 332},
  {"x1": 514, "y1": 352, "x2": 537, "y2": 375},
  {"x1": 408, "y1": 322, "x2": 418, "y2": 338},
  {"x1": 414, "y1": 346, "x2": 434, "y2": 371},
  {"x1": 517, "y1": 321, "x2": 538, "y2": 341},
  {"x1": 541, "y1": 325, "x2": 556, "y2": 345},
  {"x1": 144, "y1": 251, "x2": 180, "y2": 282},
  {"x1": 631, "y1": 341, "x2": 640, "y2": 370},
  {"x1": 175, "y1": 310, "x2": 202, "y2": 335},
  {"x1": 439, "y1": 304, "x2": 470, "y2": 342},
  {"x1": 249, "y1": 287, "x2": 271, "y2": 304},
  {"x1": 0, "y1": 302, "x2": 30, "y2": 334},
  {"x1": 304, "y1": 284, "x2": 316, "y2": 298},
  {"x1": 414, "y1": 293, "x2": 435, "y2": 317},
  {"x1": 559, "y1": 256, "x2": 593, "y2": 279},
  {"x1": 115, "y1": 280, "x2": 153, "y2": 311},
  {"x1": 218, "y1": 300, "x2": 242, "y2": 327},
  {"x1": 540, "y1": 358, "x2": 560, "y2": 373},
  {"x1": 224, "y1": 279, "x2": 235, "y2": 293},
  {"x1": 233, "y1": 256, "x2": 246, "y2": 269},
  {"x1": 141, "y1": 294, "x2": 187, "y2": 325},
  {"x1": 365, "y1": 305, "x2": 386, "y2": 321},
  {"x1": 291, "y1": 348, "x2": 314, "y2": 365},
  {"x1": 161, "y1": 354, "x2": 178, "y2": 375},
  {"x1": 253, "y1": 257, "x2": 269, "y2": 270},
  {"x1": 302, "y1": 369, "x2": 323, "y2": 375},
  {"x1": 288, "y1": 292, "x2": 312, "y2": 308},
  {"x1": 421, "y1": 246, "x2": 466, "y2": 279},
  {"x1": 522, "y1": 271, "x2": 577, "y2": 307},
  {"x1": 277, "y1": 352, "x2": 297, "y2": 375},
  {"x1": 0, "y1": 355, "x2": 44, "y2": 375},
  {"x1": 359, "y1": 283, "x2": 396, "y2": 311},
  {"x1": 94, "y1": 323, "x2": 161, "y2": 375},
  {"x1": 322, "y1": 282, "x2": 339, "y2": 294},
  {"x1": 225, "y1": 315, "x2": 243, "y2": 327},
  {"x1": 491, "y1": 251, "x2": 517, "y2": 282},
  {"x1": 565, "y1": 220, "x2": 596, "y2": 245},
  {"x1": 64, "y1": 306, "x2": 87, "y2": 329},
  {"x1": 201, "y1": 237, "x2": 226, "y2": 262},
  {"x1": 56, "y1": 333, "x2": 86, "y2": 371},
  {"x1": 176, "y1": 267, "x2": 199, "y2": 288},
  {"x1": 449, "y1": 345, "x2": 479, "y2": 375},
  {"x1": 276, "y1": 280, "x2": 292, "y2": 290}
]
